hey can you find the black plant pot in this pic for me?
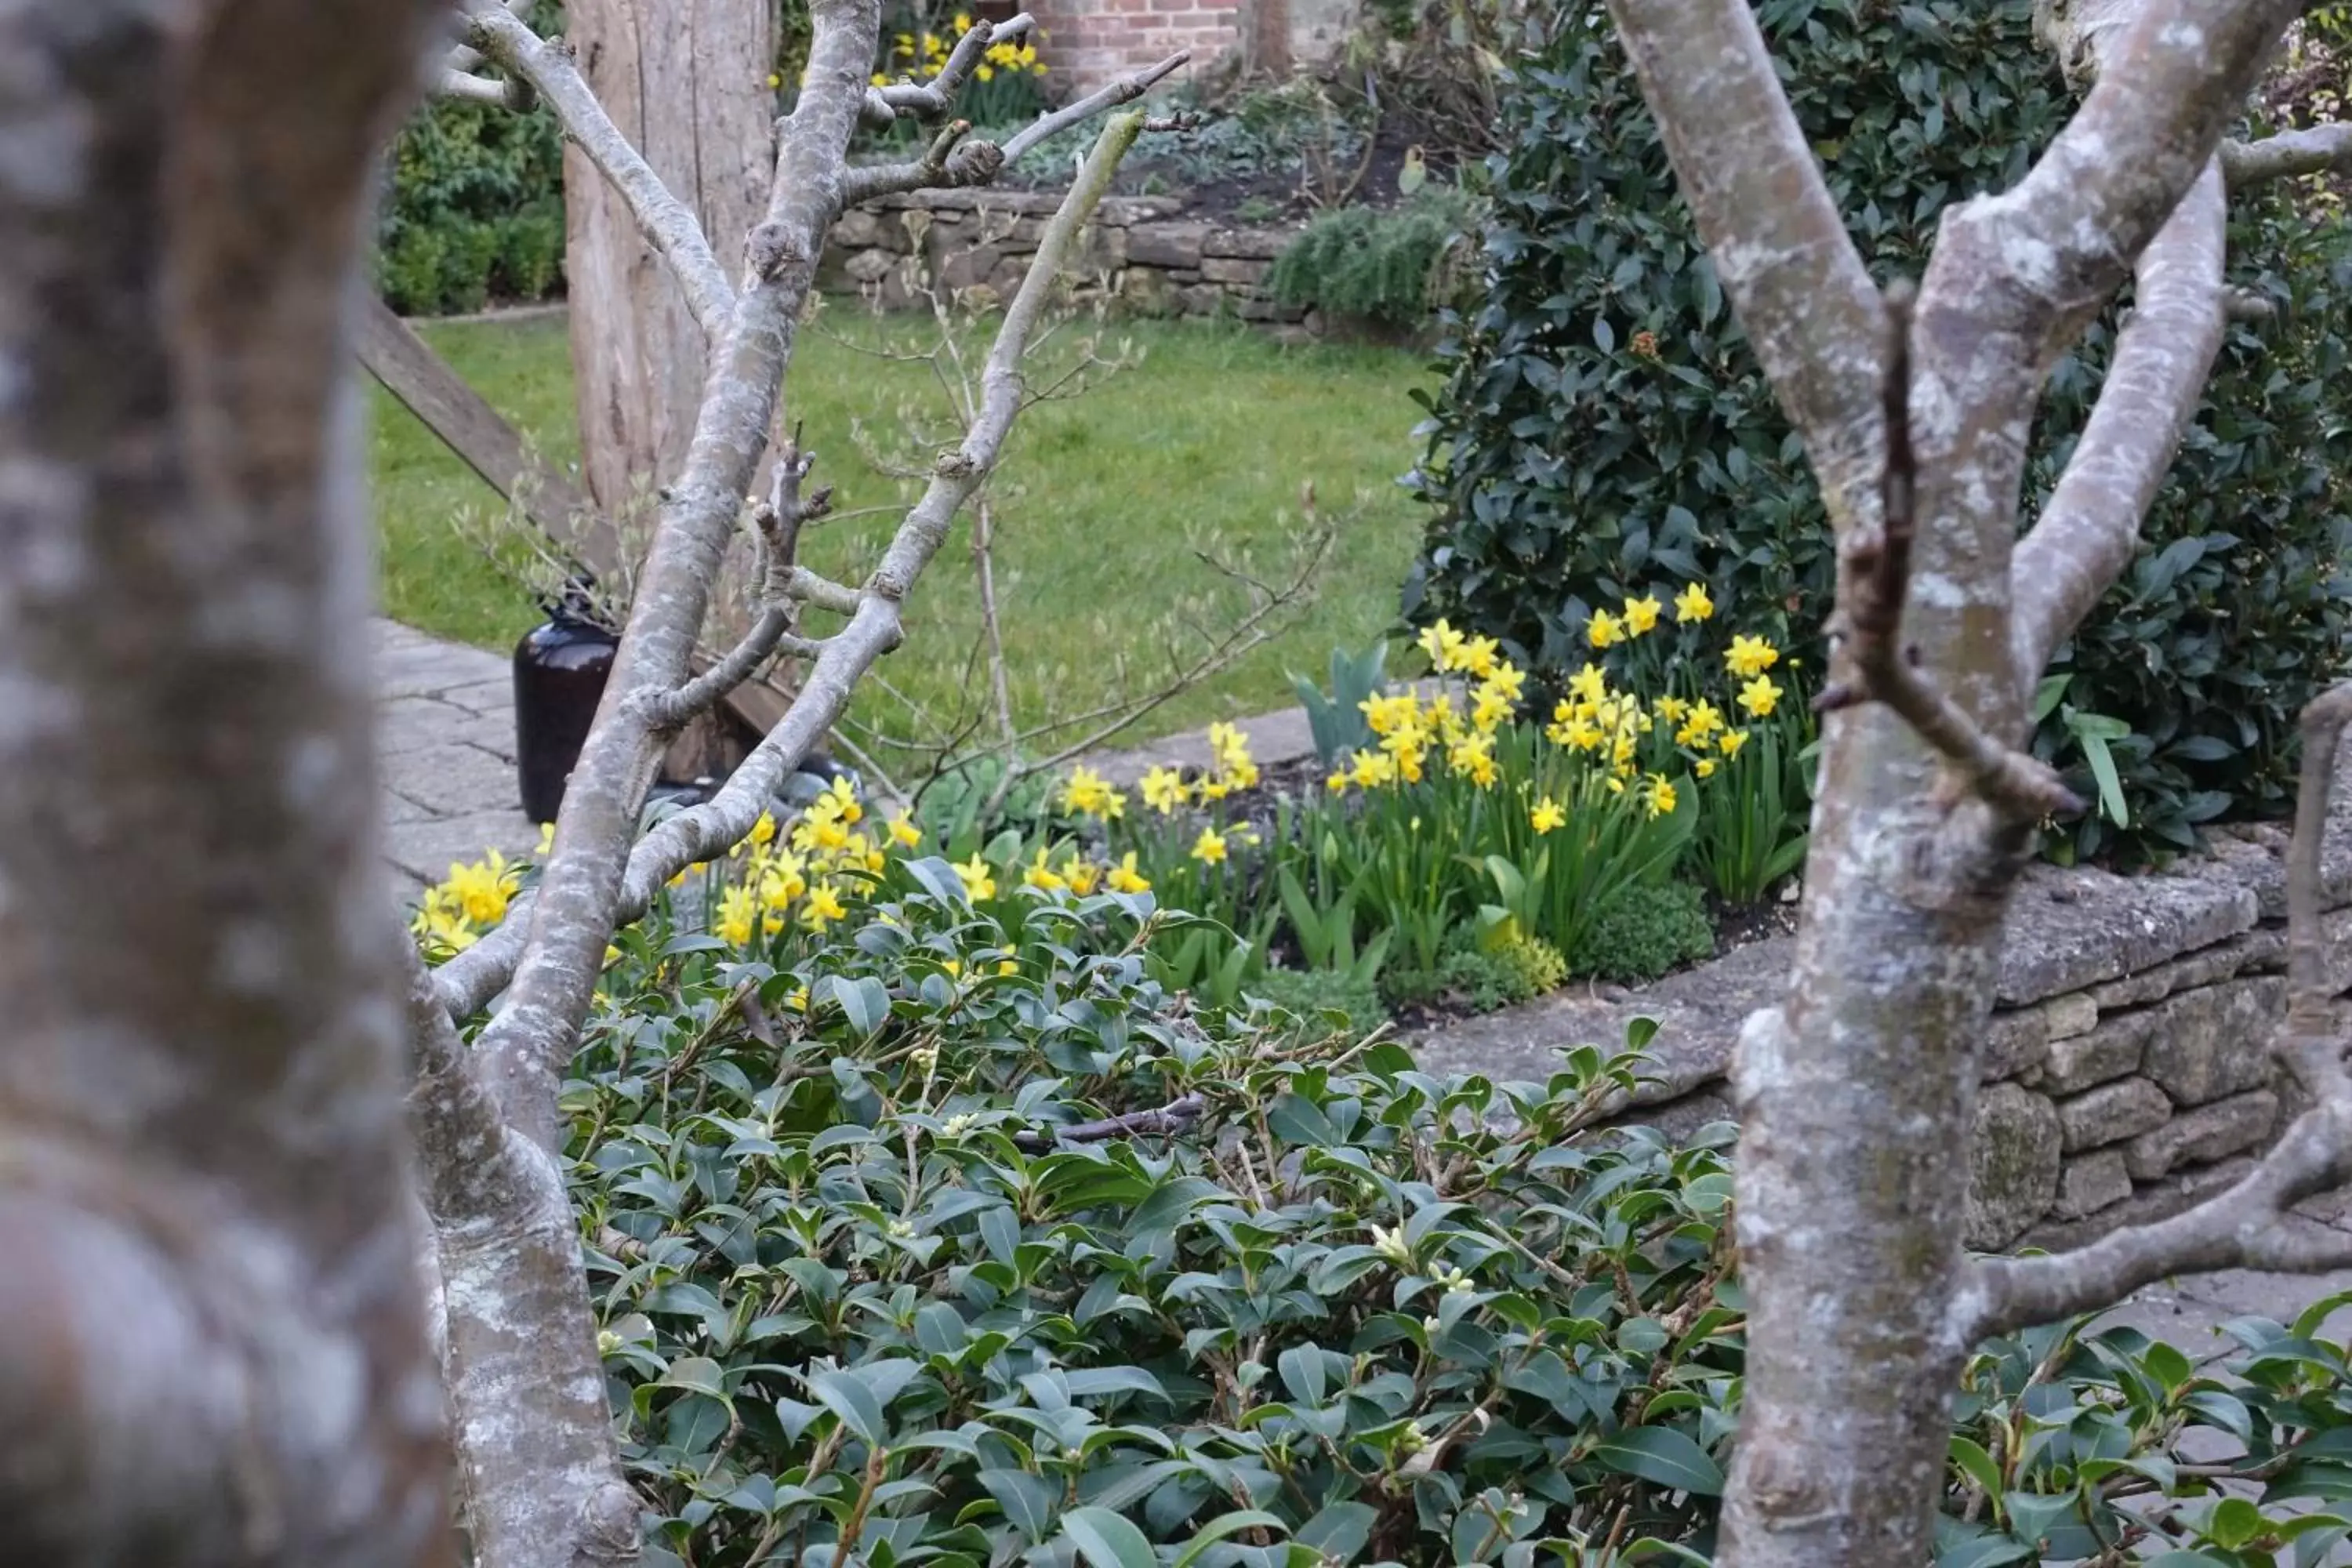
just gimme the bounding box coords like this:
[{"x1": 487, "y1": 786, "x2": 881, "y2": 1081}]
[{"x1": 514, "y1": 602, "x2": 619, "y2": 825}]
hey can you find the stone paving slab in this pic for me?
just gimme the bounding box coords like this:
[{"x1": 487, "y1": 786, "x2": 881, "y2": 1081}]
[{"x1": 373, "y1": 621, "x2": 537, "y2": 899}]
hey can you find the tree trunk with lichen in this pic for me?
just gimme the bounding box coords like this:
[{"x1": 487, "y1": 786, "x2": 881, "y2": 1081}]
[
  {"x1": 1596, "y1": 2, "x2": 2340, "y2": 1564},
  {"x1": 0, "y1": 1, "x2": 452, "y2": 1564}
]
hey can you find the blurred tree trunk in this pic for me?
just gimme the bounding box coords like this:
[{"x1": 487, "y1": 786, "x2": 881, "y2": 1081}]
[{"x1": 0, "y1": 0, "x2": 453, "y2": 1564}]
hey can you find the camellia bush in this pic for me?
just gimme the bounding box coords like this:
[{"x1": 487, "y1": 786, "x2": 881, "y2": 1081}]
[
  {"x1": 1408, "y1": 0, "x2": 2352, "y2": 862},
  {"x1": 407, "y1": 828, "x2": 2352, "y2": 1566}
]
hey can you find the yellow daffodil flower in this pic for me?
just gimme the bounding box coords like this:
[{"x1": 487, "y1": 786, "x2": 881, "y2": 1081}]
[
  {"x1": 1588, "y1": 609, "x2": 1624, "y2": 648},
  {"x1": 1719, "y1": 728, "x2": 1750, "y2": 760},
  {"x1": 1479, "y1": 662, "x2": 1526, "y2": 705},
  {"x1": 1447, "y1": 734, "x2": 1497, "y2": 788},
  {"x1": 1417, "y1": 619, "x2": 1467, "y2": 672},
  {"x1": 1640, "y1": 774, "x2": 1679, "y2": 819},
  {"x1": 1326, "y1": 767, "x2": 1350, "y2": 793},
  {"x1": 1624, "y1": 595, "x2": 1661, "y2": 636},
  {"x1": 1459, "y1": 634, "x2": 1501, "y2": 678},
  {"x1": 1190, "y1": 827, "x2": 1229, "y2": 865},
  {"x1": 802, "y1": 884, "x2": 848, "y2": 931},
  {"x1": 1726, "y1": 634, "x2": 1781, "y2": 678},
  {"x1": 1696, "y1": 757, "x2": 1719, "y2": 779},
  {"x1": 887, "y1": 812, "x2": 922, "y2": 848},
  {"x1": 1351, "y1": 750, "x2": 1396, "y2": 789},
  {"x1": 1059, "y1": 764, "x2": 1127, "y2": 820},
  {"x1": 1022, "y1": 848, "x2": 1067, "y2": 894},
  {"x1": 954, "y1": 854, "x2": 996, "y2": 902},
  {"x1": 1675, "y1": 582, "x2": 1715, "y2": 622},
  {"x1": 1569, "y1": 662, "x2": 1608, "y2": 705},
  {"x1": 1108, "y1": 851, "x2": 1151, "y2": 894},
  {"x1": 1654, "y1": 695, "x2": 1690, "y2": 724},
  {"x1": 1360, "y1": 691, "x2": 1421, "y2": 736},
  {"x1": 1140, "y1": 765, "x2": 1187, "y2": 815},
  {"x1": 715, "y1": 884, "x2": 757, "y2": 946},
  {"x1": 1064, "y1": 861, "x2": 1103, "y2": 896},
  {"x1": 1530, "y1": 797, "x2": 1567, "y2": 834},
  {"x1": 1738, "y1": 674, "x2": 1784, "y2": 717}
]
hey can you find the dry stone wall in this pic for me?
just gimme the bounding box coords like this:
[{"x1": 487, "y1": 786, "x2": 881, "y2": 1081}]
[
  {"x1": 1413, "y1": 735, "x2": 2352, "y2": 1255},
  {"x1": 820, "y1": 189, "x2": 1306, "y2": 327}
]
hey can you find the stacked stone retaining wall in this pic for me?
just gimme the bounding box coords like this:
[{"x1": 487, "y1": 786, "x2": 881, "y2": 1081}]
[
  {"x1": 1414, "y1": 735, "x2": 2352, "y2": 1254},
  {"x1": 821, "y1": 189, "x2": 1305, "y2": 325}
]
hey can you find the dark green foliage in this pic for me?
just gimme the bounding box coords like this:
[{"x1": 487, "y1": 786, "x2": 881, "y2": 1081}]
[
  {"x1": 1249, "y1": 964, "x2": 1388, "y2": 1039},
  {"x1": 1410, "y1": 0, "x2": 2352, "y2": 861},
  {"x1": 560, "y1": 876, "x2": 2352, "y2": 1564},
  {"x1": 1570, "y1": 880, "x2": 1714, "y2": 984},
  {"x1": 1266, "y1": 187, "x2": 1483, "y2": 326},
  {"x1": 376, "y1": 96, "x2": 567, "y2": 315}
]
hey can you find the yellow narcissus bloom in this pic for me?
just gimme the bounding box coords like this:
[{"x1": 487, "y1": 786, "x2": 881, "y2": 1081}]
[
  {"x1": 1458, "y1": 634, "x2": 1501, "y2": 678},
  {"x1": 802, "y1": 884, "x2": 848, "y2": 931},
  {"x1": 1196, "y1": 775, "x2": 1232, "y2": 804},
  {"x1": 1065, "y1": 860, "x2": 1102, "y2": 896},
  {"x1": 1479, "y1": 662, "x2": 1526, "y2": 704},
  {"x1": 1568, "y1": 662, "x2": 1608, "y2": 705},
  {"x1": 1675, "y1": 582, "x2": 1715, "y2": 623},
  {"x1": 1675, "y1": 699, "x2": 1726, "y2": 748},
  {"x1": 1560, "y1": 717, "x2": 1604, "y2": 753},
  {"x1": 1696, "y1": 757, "x2": 1718, "y2": 779},
  {"x1": 760, "y1": 852, "x2": 807, "y2": 910},
  {"x1": 1140, "y1": 765, "x2": 1187, "y2": 815},
  {"x1": 715, "y1": 884, "x2": 757, "y2": 947},
  {"x1": 1738, "y1": 674, "x2": 1784, "y2": 717},
  {"x1": 1394, "y1": 744, "x2": 1426, "y2": 783},
  {"x1": 1624, "y1": 595, "x2": 1662, "y2": 636},
  {"x1": 1471, "y1": 687, "x2": 1514, "y2": 733},
  {"x1": 1107, "y1": 851, "x2": 1151, "y2": 894},
  {"x1": 1417, "y1": 618, "x2": 1467, "y2": 672},
  {"x1": 998, "y1": 958, "x2": 1019, "y2": 975},
  {"x1": 1189, "y1": 827, "x2": 1228, "y2": 865},
  {"x1": 750, "y1": 811, "x2": 779, "y2": 848},
  {"x1": 1022, "y1": 848, "x2": 1067, "y2": 894},
  {"x1": 1352, "y1": 750, "x2": 1396, "y2": 789},
  {"x1": 1361, "y1": 691, "x2": 1420, "y2": 736},
  {"x1": 444, "y1": 851, "x2": 520, "y2": 926},
  {"x1": 1640, "y1": 773, "x2": 1678, "y2": 819},
  {"x1": 954, "y1": 854, "x2": 996, "y2": 902},
  {"x1": 1327, "y1": 767, "x2": 1350, "y2": 794},
  {"x1": 887, "y1": 812, "x2": 923, "y2": 849},
  {"x1": 1060, "y1": 764, "x2": 1126, "y2": 821},
  {"x1": 1530, "y1": 797, "x2": 1567, "y2": 835},
  {"x1": 1447, "y1": 733, "x2": 1497, "y2": 788},
  {"x1": 1587, "y1": 609, "x2": 1624, "y2": 649},
  {"x1": 1726, "y1": 634, "x2": 1781, "y2": 678},
  {"x1": 1208, "y1": 721, "x2": 1250, "y2": 770},
  {"x1": 1719, "y1": 728, "x2": 1751, "y2": 760},
  {"x1": 1654, "y1": 695, "x2": 1690, "y2": 724}
]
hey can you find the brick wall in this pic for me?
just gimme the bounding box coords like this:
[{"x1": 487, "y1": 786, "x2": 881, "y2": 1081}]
[{"x1": 1031, "y1": 0, "x2": 1243, "y2": 93}]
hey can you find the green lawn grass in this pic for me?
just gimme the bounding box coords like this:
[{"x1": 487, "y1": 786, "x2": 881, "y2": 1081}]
[{"x1": 368, "y1": 310, "x2": 1432, "y2": 757}]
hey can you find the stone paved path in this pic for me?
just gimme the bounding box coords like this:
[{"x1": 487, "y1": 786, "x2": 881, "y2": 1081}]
[{"x1": 375, "y1": 619, "x2": 539, "y2": 899}]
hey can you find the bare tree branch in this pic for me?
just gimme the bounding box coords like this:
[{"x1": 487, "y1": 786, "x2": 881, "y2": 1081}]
[
  {"x1": 1001, "y1": 53, "x2": 1192, "y2": 162},
  {"x1": 463, "y1": 3, "x2": 735, "y2": 338},
  {"x1": 859, "y1": 13, "x2": 1036, "y2": 129},
  {"x1": 840, "y1": 119, "x2": 1009, "y2": 207},
  {"x1": 439, "y1": 67, "x2": 534, "y2": 110},
  {"x1": 1010, "y1": 1093, "x2": 1207, "y2": 1152},
  {"x1": 2223, "y1": 121, "x2": 2352, "y2": 184},
  {"x1": 1599, "y1": 0, "x2": 1885, "y2": 532},
  {"x1": 2010, "y1": 162, "x2": 2228, "y2": 681}
]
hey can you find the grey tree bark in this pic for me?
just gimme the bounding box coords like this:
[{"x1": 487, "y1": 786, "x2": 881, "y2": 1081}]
[
  {"x1": 0, "y1": 0, "x2": 452, "y2": 1564},
  {"x1": 1596, "y1": 2, "x2": 2352, "y2": 1565}
]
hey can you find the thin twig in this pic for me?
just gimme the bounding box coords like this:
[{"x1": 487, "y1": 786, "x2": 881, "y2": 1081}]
[{"x1": 1010, "y1": 1093, "x2": 1207, "y2": 1152}]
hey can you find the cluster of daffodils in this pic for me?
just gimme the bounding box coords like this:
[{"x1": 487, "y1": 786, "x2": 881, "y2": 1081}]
[
  {"x1": 1127, "y1": 724, "x2": 1271, "y2": 866},
  {"x1": 873, "y1": 14, "x2": 1046, "y2": 88},
  {"x1": 412, "y1": 843, "x2": 528, "y2": 954},
  {"x1": 1587, "y1": 581, "x2": 1716, "y2": 648},
  {"x1": 713, "y1": 776, "x2": 916, "y2": 946}
]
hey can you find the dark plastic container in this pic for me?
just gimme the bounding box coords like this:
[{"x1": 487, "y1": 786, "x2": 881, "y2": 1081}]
[{"x1": 513, "y1": 596, "x2": 619, "y2": 824}]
